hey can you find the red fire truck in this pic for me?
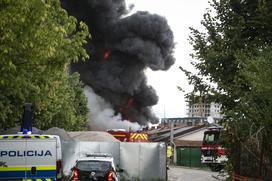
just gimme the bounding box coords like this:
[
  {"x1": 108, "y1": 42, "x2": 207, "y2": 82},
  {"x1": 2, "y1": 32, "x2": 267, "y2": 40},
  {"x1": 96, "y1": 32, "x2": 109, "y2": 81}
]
[
  {"x1": 201, "y1": 126, "x2": 227, "y2": 171},
  {"x1": 107, "y1": 129, "x2": 149, "y2": 142}
]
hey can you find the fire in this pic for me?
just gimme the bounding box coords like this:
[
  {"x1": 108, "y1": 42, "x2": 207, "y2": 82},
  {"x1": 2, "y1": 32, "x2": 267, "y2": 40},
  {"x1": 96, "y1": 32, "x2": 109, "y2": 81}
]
[
  {"x1": 126, "y1": 97, "x2": 134, "y2": 108},
  {"x1": 120, "y1": 97, "x2": 134, "y2": 122},
  {"x1": 103, "y1": 51, "x2": 111, "y2": 60}
]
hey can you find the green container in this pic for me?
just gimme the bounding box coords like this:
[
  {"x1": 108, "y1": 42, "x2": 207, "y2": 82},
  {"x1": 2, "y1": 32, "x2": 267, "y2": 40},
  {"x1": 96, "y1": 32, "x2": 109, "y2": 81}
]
[{"x1": 176, "y1": 147, "x2": 204, "y2": 168}]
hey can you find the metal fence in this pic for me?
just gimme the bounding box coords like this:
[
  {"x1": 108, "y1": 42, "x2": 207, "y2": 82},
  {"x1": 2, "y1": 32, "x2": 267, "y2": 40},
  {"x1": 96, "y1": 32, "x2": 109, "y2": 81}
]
[{"x1": 62, "y1": 141, "x2": 166, "y2": 181}]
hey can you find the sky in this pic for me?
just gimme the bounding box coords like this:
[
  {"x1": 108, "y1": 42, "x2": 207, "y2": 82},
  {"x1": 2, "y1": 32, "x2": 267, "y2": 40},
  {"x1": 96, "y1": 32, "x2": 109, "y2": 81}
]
[{"x1": 125, "y1": 0, "x2": 210, "y2": 119}]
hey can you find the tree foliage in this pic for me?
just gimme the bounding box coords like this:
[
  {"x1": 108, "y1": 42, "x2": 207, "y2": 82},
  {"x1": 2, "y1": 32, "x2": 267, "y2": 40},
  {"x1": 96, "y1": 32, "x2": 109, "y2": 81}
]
[
  {"x1": 181, "y1": 0, "x2": 272, "y2": 178},
  {"x1": 0, "y1": 0, "x2": 90, "y2": 130}
]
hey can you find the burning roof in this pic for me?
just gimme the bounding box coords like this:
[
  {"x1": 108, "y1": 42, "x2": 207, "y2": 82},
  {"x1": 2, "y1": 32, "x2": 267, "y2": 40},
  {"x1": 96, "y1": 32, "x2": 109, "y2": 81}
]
[{"x1": 61, "y1": 0, "x2": 175, "y2": 129}]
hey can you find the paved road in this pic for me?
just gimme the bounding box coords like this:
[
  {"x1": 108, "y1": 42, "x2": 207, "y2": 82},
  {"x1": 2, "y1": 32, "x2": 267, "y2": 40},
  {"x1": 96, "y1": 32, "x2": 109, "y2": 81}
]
[{"x1": 168, "y1": 166, "x2": 227, "y2": 181}]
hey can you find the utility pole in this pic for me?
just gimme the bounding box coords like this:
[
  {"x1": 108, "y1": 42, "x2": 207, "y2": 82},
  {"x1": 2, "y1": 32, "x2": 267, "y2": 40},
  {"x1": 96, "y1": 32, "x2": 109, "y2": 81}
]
[
  {"x1": 170, "y1": 121, "x2": 176, "y2": 165},
  {"x1": 170, "y1": 121, "x2": 174, "y2": 143}
]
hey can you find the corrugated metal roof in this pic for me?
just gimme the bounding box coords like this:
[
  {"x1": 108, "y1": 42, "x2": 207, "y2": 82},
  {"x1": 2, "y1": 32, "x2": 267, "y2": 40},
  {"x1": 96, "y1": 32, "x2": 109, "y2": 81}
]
[
  {"x1": 150, "y1": 125, "x2": 206, "y2": 142},
  {"x1": 174, "y1": 127, "x2": 207, "y2": 141}
]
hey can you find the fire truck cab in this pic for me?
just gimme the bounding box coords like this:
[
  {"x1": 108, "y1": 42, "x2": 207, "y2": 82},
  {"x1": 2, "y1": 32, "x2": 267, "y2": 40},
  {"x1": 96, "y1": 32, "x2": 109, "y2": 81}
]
[{"x1": 201, "y1": 126, "x2": 227, "y2": 171}]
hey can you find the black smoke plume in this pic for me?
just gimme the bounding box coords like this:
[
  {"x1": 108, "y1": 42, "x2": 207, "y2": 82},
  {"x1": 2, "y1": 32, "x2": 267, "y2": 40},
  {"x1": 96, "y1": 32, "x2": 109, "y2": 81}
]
[{"x1": 61, "y1": 0, "x2": 175, "y2": 125}]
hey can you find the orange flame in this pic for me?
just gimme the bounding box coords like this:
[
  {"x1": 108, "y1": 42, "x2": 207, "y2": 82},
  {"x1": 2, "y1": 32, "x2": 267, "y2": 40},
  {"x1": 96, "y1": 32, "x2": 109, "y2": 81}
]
[{"x1": 103, "y1": 51, "x2": 111, "y2": 60}]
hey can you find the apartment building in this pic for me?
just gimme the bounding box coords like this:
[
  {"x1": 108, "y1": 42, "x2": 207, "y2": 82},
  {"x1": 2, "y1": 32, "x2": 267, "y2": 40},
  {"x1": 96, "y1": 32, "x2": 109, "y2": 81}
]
[{"x1": 187, "y1": 102, "x2": 223, "y2": 119}]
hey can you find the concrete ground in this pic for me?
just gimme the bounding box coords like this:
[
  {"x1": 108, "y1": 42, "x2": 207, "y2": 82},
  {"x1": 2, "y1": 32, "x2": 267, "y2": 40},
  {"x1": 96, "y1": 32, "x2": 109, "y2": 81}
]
[{"x1": 167, "y1": 166, "x2": 227, "y2": 181}]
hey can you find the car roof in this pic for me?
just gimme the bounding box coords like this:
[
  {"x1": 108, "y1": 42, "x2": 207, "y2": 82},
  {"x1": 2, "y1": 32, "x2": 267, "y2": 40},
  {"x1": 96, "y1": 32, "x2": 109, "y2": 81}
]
[
  {"x1": 77, "y1": 157, "x2": 114, "y2": 162},
  {"x1": 77, "y1": 153, "x2": 114, "y2": 162}
]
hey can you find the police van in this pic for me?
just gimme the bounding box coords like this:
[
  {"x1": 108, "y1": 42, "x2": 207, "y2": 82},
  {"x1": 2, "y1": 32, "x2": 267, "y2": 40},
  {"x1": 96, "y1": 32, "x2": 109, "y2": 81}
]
[{"x1": 0, "y1": 133, "x2": 62, "y2": 181}]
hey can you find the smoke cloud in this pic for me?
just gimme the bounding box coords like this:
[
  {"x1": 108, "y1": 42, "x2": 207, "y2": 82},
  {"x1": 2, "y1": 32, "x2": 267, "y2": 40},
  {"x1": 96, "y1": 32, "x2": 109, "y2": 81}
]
[
  {"x1": 61, "y1": 0, "x2": 175, "y2": 128},
  {"x1": 84, "y1": 86, "x2": 140, "y2": 131}
]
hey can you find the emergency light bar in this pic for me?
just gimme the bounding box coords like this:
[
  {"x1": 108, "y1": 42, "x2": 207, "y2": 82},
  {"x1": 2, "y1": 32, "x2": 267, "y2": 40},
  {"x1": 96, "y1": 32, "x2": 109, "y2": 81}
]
[{"x1": 85, "y1": 153, "x2": 112, "y2": 158}]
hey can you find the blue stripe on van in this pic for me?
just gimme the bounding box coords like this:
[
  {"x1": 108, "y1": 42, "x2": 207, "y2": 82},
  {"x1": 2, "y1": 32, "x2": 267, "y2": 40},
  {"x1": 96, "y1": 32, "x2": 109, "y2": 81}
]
[
  {"x1": 0, "y1": 179, "x2": 56, "y2": 181},
  {"x1": 0, "y1": 170, "x2": 56, "y2": 178}
]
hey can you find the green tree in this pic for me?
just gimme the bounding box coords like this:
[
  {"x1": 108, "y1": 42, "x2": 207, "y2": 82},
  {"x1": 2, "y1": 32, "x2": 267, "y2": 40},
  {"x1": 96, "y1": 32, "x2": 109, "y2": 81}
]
[
  {"x1": 181, "y1": 0, "x2": 272, "y2": 178},
  {"x1": 0, "y1": 0, "x2": 90, "y2": 130},
  {"x1": 236, "y1": 48, "x2": 272, "y2": 177}
]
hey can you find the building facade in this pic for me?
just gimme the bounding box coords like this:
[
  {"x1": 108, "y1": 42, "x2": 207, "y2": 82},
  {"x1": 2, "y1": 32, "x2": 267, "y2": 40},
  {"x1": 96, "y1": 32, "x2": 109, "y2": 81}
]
[
  {"x1": 159, "y1": 96, "x2": 223, "y2": 127},
  {"x1": 187, "y1": 102, "x2": 223, "y2": 119},
  {"x1": 161, "y1": 117, "x2": 207, "y2": 126}
]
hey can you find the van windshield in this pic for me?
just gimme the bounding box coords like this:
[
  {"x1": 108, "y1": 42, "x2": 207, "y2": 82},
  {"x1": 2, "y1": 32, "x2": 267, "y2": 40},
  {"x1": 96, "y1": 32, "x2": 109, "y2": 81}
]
[{"x1": 77, "y1": 161, "x2": 111, "y2": 172}]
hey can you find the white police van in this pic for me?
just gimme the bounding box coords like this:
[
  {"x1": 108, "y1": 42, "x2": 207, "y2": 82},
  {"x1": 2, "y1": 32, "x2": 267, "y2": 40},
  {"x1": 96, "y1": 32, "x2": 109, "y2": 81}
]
[{"x1": 0, "y1": 133, "x2": 62, "y2": 181}]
